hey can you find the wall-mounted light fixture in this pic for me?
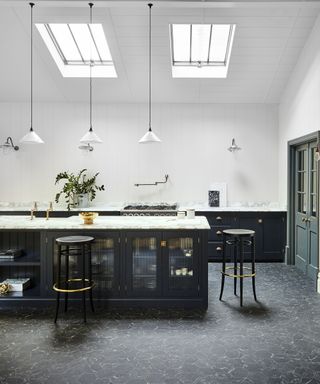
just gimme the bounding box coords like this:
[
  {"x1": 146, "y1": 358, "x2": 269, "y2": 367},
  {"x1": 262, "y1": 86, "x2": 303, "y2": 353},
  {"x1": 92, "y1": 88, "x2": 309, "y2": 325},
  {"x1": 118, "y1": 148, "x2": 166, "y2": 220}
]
[
  {"x1": 0, "y1": 137, "x2": 19, "y2": 151},
  {"x1": 79, "y1": 144, "x2": 94, "y2": 152},
  {"x1": 228, "y1": 138, "x2": 241, "y2": 152},
  {"x1": 315, "y1": 143, "x2": 320, "y2": 161}
]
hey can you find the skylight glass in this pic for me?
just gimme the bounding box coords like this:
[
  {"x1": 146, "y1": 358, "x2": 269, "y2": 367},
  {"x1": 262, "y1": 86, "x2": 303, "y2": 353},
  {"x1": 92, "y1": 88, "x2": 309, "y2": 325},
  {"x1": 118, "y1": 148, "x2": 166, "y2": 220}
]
[
  {"x1": 36, "y1": 23, "x2": 117, "y2": 78},
  {"x1": 170, "y1": 23, "x2": 235, "y2": 78}
]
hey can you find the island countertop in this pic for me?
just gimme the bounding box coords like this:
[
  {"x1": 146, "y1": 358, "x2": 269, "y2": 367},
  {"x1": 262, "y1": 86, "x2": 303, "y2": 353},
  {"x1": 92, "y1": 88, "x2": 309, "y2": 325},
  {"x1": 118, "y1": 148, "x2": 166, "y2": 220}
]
[{"x1": 0, "y1": 215, "x2": 210, "y2": 230}]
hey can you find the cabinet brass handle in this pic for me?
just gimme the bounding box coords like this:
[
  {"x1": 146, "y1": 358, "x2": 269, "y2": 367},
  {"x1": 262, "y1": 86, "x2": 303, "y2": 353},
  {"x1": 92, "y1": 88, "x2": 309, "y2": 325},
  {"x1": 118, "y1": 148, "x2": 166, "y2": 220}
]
[
  {"x1": 160, "y1": 241, "x2": 167, "y2": 247},
  {"x1": 258, "y1": 219, "x2": 263, "y2": 224},
  {"x1": 216, "y1": 216, "x2": 222, "y2": 221},
  {"x1": 216, "y1": 230, "x2": 222, "y2": 235},
  {"x1": 216, "y1": 246, "x2": 222, "y2": 251}
]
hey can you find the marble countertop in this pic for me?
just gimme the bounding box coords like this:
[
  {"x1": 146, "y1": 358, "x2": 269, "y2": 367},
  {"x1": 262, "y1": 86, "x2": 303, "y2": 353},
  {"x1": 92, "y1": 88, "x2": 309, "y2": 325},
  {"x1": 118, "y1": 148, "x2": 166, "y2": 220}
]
[
  {"x1": 0, "y1": 201, "x2": 287, "y2": 212},
  {"x1": 0, "y1": 215, "x2": 210, "y2": 230}
]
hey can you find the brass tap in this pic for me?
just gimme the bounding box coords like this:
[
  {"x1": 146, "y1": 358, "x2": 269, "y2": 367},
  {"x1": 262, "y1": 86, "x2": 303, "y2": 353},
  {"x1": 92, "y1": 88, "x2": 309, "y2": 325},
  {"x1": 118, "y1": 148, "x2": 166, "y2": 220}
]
[
  {"x1": 30, "y1": 201, "x2": 38, "y2": 220},
  {"x1": 30, "y1": 209, "x2": 36, "y2": 220},
  {"x1": 46, "y1": 202, "x2": 53, "y2": 220}
]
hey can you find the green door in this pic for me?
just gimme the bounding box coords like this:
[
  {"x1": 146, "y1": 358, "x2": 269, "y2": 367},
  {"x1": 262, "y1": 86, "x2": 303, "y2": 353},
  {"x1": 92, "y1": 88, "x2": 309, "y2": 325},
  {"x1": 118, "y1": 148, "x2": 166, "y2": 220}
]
[{"x1": 295, "y1": 142, "x2": 318, "y2": 280}]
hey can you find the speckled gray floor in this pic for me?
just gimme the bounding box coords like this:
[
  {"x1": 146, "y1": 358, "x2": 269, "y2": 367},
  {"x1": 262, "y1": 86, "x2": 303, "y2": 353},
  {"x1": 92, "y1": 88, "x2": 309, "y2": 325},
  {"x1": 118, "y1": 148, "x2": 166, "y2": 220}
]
[{"x1": 1, "y1": 263, "x2": 320, "y2": 384}]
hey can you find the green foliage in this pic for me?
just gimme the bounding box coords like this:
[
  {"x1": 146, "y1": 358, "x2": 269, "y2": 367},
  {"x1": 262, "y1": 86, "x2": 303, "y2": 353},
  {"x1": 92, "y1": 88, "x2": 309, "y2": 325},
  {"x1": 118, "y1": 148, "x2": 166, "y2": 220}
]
[{"x1": 55, "y1": 169, "x2": 105, "y2": 210}]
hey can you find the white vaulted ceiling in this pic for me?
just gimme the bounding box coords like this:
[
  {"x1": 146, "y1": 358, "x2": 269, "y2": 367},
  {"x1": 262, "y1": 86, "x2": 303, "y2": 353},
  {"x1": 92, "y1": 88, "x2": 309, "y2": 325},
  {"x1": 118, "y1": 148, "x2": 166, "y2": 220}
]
[{"x1": 0, "y1": 1, "x2": 319, "y2": 103}]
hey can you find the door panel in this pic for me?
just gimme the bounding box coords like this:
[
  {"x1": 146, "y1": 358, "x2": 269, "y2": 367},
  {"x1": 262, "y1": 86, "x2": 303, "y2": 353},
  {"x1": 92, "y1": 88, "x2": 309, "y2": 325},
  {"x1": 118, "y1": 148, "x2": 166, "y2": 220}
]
[
  {"x1": 162, "y1": 233, "x2": 199, "y2": 297},
  {"x1": 125, "y1": 232, "x2": 161, "y2": 297},
  {"x1": 294, "y1": 141, "x2": 318, "y2": 279}
]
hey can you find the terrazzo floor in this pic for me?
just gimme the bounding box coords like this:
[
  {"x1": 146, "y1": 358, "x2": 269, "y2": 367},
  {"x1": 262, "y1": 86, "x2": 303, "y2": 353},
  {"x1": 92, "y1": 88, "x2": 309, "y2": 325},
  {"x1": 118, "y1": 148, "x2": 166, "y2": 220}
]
[{"x1": 1, "y1": 263, "x2": 320, "y2": 384}]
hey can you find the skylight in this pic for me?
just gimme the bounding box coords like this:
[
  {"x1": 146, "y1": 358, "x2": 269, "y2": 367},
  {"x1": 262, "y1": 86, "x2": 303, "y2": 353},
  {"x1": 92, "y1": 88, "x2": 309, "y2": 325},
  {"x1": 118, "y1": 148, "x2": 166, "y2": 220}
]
[
  {"x1": 36, "y1": 23, "x2": 117, "y2": 78},
  {"x1": 170, "y1": 24, "x2": 235, "y2": 78}
]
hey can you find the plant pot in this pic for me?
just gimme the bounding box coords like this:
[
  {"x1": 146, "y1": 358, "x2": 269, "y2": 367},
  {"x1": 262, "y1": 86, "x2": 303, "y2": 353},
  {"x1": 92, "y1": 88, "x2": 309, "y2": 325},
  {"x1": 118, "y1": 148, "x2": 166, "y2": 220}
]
[{"x1": 78, "y1": 194, "x2": 89, "y2": 208}]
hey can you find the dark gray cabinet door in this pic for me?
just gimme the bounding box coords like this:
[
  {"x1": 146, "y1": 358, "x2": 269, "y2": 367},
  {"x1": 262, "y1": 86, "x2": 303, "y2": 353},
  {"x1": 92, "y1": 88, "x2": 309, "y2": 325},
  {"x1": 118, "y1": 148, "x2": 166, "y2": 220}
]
[
  {"x1": 45, "y1": 231, "x2": 121, "y2": 299},
  {"x1": 162, "y1": 232, "x2": 200, "y2": 297},
  {"x1": 125, "y1": 232, "x2": 162, "y2": 297},
  {"x1": 295, "y1": 142, "x2": 318, "y2": 280}
]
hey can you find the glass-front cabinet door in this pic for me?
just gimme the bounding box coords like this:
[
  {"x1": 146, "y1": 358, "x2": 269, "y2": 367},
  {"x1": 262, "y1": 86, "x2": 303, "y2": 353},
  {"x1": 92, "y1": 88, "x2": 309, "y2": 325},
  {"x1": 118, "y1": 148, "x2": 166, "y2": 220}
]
[
  {"x1": 162, "y1": 232, "x2": 199, "y2": 297},
  {"x1": 46, "y1": 232, "x2": 120, "y2": 299},
  {"x1": 125, "y1": 232, "x2": 161, "y2": 297}
]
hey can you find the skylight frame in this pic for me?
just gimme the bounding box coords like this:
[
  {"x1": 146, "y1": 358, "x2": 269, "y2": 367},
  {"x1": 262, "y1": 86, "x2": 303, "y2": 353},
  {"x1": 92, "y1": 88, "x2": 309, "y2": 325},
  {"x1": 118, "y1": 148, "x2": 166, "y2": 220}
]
[
  {"x1": 170, "y1": 23, "x2": 236, "y2": 78},
  {"x1": 36, "y1": 23, "x2": 117, "y2": 78}
]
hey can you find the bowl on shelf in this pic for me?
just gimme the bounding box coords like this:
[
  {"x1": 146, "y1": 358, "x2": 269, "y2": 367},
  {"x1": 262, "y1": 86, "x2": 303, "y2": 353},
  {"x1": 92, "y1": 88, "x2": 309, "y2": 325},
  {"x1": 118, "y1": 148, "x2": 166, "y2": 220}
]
[{"x1": 79, "y1": 212, "x2": 99, "y2": 225}]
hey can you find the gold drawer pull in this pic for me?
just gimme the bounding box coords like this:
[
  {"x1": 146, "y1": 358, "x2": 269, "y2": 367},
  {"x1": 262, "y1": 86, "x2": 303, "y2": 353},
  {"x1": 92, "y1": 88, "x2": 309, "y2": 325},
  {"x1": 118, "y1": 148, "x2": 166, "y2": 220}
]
[
  {"x1": 216, "y1": 230, "x2": 222, "y2": 235},
  {"x1": 160, "y1": 241, "x2": 167, "y2": 247},
  {"x1": 216, "y1": 246, "x2": 222, "y2": 251},
  {"x1": 216, "y1": 216, "x2": 222, "y2": 221}
]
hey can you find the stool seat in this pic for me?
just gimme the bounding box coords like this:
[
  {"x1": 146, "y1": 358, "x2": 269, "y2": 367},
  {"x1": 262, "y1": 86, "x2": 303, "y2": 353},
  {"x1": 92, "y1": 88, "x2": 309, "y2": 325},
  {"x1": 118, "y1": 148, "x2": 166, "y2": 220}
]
[
  {"x1": 223, "y1": 229, "x2": 255, "y2": 236},
  {"x1": 56, "y1": 235, "x2": 94, "y2": 245}
]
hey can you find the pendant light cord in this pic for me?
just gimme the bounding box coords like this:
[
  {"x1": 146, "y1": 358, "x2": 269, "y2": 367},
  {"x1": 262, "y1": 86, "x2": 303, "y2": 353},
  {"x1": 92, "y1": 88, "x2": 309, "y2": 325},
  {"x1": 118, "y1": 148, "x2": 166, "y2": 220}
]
[
  {"x1": 148, "y1": 3, "x2": 152, "y2": 132},
  {"x1": 89, "y1": 2, "x2": 93, "y2": 132},
  {"x1": 30, "y1": 3, "x2": 34, "y2": 131}
]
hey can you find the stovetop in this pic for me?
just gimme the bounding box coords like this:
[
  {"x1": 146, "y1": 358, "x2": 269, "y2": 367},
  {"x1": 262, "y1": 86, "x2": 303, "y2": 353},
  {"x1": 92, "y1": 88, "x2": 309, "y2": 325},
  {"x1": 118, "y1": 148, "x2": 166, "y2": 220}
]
[{"x1": 123, "y1": 203, "x2": 178, "y2": 211}]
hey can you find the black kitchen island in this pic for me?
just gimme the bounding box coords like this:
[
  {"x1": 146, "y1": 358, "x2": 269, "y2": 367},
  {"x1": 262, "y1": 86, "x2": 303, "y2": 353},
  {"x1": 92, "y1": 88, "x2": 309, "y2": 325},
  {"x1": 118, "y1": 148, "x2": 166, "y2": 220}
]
[{"x1": 0, "y1": 215, "x2": 209, "y2": 309}]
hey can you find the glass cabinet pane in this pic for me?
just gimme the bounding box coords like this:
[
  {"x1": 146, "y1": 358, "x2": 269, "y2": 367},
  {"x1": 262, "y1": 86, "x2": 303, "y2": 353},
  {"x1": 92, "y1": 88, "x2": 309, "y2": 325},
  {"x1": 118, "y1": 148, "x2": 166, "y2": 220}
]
[
  {"x1": 167, "y1": 237, "x2": 195, "y2": 291},
  {"x1": 91, "y1": 238, "x2": 115, "y2": 293},
  {"x1": 132, "y1": 237, "x2": 157, "y2": 291}
]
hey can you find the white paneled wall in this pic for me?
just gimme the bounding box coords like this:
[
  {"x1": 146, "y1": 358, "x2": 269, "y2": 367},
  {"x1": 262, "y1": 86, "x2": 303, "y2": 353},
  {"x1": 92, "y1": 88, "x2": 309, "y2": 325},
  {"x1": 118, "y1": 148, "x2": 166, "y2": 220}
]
[
  {"x1": 0, "y1": 102, "x2": 278, "y2": 204},
  {"x1": 279, "y1": 14, "x2": 320, "y2": 206}
]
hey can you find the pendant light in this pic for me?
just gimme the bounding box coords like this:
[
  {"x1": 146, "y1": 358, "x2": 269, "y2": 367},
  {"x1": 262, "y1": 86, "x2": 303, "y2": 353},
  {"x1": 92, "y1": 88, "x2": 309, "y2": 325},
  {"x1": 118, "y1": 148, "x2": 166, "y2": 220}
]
[
  {"x1": 139, "y1": 3, "x2": 161, "y2": 144},
  {"x1": 80, "y1": 3, "x2": 102, "y2": 144},
  {"x1": 20, "y1": 3, "x2": 44, "y2": 144}
]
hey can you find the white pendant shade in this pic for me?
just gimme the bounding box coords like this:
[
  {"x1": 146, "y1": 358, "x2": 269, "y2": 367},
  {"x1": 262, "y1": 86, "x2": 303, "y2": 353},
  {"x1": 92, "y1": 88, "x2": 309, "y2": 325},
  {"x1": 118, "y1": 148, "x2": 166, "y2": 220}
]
[
  {"x1": 139, "y1": 129, "x2": 161, "y2": 143},
  {"x1": 20, "y1": 129, "x2": 44, "y2": 144},
  {"x1": 80, "y1": 129, "x2": 102, "y2": 144}
]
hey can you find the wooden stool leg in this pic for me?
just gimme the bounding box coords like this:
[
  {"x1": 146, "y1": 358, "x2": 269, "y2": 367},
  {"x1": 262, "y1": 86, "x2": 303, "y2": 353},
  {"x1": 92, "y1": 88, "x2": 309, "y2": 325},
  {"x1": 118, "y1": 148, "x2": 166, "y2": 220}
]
[
  {"x1": 64, "y1": 246, "x2": 69, "y2": 312},
  {"x1": 251, "y1": 235, "x2": 257, "y2": 301},
  {"x1": 219, "y1": 233, "x2": 227, "y2": 301},
  {"x1": 239, "y1": 237, "x2": 244, "y2": 307},
  {"x1": 82, "y1": 244, "x2": 87, "y2": 323},
  {"x1": 88, "y1": 244, "x2": 95, "y2": 312},
  {"x1": 54, "y1": 244, "x2": 62, "y2": 323},
  {"x1": 233, "y1": 240, "x2": 237, "y2": 296}
]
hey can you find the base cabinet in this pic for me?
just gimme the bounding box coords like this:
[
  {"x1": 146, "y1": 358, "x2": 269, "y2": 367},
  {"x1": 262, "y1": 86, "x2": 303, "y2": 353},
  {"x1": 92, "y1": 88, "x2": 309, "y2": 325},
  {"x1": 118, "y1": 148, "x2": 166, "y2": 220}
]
[
  {"x1": 202, "y1": 212, "x2": 286, "y2": 262},
  {"x1": 0, "y1": 229, "x2": 207, "y2": 308}
]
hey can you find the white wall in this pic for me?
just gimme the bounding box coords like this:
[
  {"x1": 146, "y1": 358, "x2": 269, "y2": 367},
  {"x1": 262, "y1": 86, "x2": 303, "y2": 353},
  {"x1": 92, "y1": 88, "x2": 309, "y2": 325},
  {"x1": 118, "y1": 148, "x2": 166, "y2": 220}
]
[
  {"x1": 279, "y1": 14, "x2": 320, "y2": 206},
  {"x1": 0, "y1": 102, "x2": 278, "y2": 205}
]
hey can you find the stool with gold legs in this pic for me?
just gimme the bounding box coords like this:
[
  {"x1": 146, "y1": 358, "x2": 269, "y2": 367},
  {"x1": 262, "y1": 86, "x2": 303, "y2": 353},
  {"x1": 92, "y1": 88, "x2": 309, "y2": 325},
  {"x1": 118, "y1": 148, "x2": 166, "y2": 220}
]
[
  {"x1": 219, "y1": 229, "x2": 257, "y2": 306},
  {"x1": 53, "y1": 235, "x2": 95, "y2": 323}
]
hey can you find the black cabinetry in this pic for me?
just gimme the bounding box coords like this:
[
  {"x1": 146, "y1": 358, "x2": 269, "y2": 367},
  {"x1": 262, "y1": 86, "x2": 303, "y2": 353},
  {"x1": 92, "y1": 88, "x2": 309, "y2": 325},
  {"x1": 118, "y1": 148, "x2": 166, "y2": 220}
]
[
  {"x1": 0, "y1": 228, "x2": 208, "y2": 309},
  {"x1": 201, "y1": 212, "x2": 286, "y2": 262},
  {"x1": 0, "y1": 230, "x2": 45, "y2": 299}
]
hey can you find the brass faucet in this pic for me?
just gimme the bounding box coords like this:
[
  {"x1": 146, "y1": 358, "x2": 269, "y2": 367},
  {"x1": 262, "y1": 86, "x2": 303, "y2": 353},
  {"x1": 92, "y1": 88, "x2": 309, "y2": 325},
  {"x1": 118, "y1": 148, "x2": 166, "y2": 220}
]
[
  {"x1": 30, "y1": 201, "x2": 38, "y2": 220},
  {"x1": 46, "y1": 202, "x2": 53, "y2": 220}
]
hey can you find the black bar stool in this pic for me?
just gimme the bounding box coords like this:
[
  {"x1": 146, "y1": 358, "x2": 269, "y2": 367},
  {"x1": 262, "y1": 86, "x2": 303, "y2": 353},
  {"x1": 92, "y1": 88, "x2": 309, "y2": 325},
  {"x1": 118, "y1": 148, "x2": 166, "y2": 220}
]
[
  {"x1": 219, "y1": 229, "x2": 257, "y2": 306},
  {"x1": 53, "y1": 235, "x2": 95, "y2": 323}
]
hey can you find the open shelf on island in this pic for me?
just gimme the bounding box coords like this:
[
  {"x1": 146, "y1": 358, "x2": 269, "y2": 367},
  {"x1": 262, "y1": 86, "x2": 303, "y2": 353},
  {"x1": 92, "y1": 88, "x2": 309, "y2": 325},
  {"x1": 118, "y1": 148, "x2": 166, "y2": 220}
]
[
  {"x1": 0, "y1": 253, "x2": 40, "y2": 266},
  {"x1": 0, "y1": 285, "x2": 41, "y2": 299}
]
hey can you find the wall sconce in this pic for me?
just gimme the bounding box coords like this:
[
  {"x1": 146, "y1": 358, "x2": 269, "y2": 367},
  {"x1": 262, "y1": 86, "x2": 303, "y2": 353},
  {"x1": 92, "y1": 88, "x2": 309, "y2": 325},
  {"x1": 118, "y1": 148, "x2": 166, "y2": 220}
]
[
  {"x1": 0, "y1": 137, "x2": 19, "y2": 151},
  {"x1": 79, "y1": 144, "x2": 94, "y2": 152},
  {"x1": 228, "y1": 138, "x2": 241, "y2": 152}
]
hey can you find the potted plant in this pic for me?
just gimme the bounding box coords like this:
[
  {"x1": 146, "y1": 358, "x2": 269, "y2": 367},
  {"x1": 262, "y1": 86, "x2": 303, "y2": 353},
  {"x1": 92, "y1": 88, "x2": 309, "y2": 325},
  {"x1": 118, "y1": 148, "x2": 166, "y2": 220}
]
[{"x1": 55, "y1": 169, "x2": 105, "y2": 210}]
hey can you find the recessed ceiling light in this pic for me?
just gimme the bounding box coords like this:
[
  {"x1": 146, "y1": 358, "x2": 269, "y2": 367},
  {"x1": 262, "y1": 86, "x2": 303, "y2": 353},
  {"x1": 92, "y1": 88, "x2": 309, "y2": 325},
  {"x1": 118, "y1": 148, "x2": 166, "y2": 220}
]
[
  {"x1": 36, "y1": 23, "x2": 117, "y2": 78},
  {"x1": 170, "y1": 23, "x2": 236, "y2": 78}
]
